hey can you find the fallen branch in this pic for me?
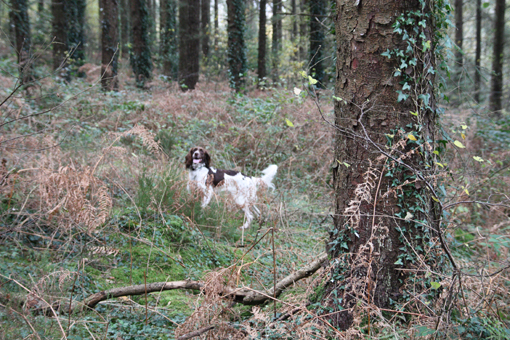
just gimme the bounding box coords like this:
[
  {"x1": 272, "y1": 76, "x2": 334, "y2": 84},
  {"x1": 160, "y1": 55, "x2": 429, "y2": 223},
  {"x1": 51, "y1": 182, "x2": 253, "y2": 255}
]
[
  {"x1": 176, "y1": 325, "x2": 215, "y2": 340},
  {"x1": 55, "y1": 252, "x2": 328, "y2": 314}
]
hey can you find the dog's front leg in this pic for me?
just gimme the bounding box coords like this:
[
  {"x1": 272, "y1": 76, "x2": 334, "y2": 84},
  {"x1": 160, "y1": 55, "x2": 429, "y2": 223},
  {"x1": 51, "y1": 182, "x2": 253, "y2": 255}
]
[{"x1": 201, "y1": 186, "x2": 214, "y2": 208}]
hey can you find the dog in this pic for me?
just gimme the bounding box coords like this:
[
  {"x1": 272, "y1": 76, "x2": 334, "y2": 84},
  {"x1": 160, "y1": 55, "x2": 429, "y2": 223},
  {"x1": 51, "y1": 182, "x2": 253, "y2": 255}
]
[{"x1": 185, "y1": 147, "x2": 277, "y2": 229}]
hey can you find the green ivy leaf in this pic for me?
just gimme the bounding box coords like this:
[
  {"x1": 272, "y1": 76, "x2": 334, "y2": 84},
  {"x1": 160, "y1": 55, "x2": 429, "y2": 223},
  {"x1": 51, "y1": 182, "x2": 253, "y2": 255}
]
[{"x1": 430, "y1": 281, "x2": 441, "y2": 290}]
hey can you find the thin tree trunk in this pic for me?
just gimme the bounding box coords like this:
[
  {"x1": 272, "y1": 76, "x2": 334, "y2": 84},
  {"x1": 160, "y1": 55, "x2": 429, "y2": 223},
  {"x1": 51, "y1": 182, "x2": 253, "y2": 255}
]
[
  {"x1": 328, "y1": 0, "x2": 438, "y2": 330},
  {"x1": 454, "y1": 0, "x2": 463, "y2": 73},
  {"x1": 120, "y1": 0, "x2": 130, "y2": 59},
  {"x1": 291, "y1": 0, "x2": 297, "y2": 43},
  {"x1": 131, "y1": 0, "x2": 152, "y2": 87},
  {"x1": 11, "y1": 0, "x2": 34, "y2": 86},
  {"x1": 489, "y1": 0, "x2": 505, "y2": 117},
  {"x1": 68, "y1": 0, "x2": 86, "y2": 70},
  {"x1": 298, "y1": 0, "x2": 307, "y2": 60},
  {"x1": 474, "y1": 0, "x2": 481, "y2": 103},
  {"x1": 309, "y1": 0, "x2": 325, "y2": 87},
  {"x1": 226, "y1": 0, "x2": 247, "y2": 91},
  {"x1": 271, "y1": 0, "x2": 281, "y2": 84},
  {"x1": 100, "y1": 0, "x2": 119, "y2": 91},
  {"x1": 51, "y1": 0, "x2": 68, "y2": 78},
  {"x1": 161, "y1": 0, "x2": 178, "y2": 79},
  {"x1": 201, "y1": 0, "x2": 210, "y2": 59},
  {"x1": 214, "y1": 0, "x2": 218, "y2": 49},
  {"x1": 178, "y1": 0, "x2": 200, "y2": 90},
  {"x1": 257, "y1": 0, "x2": 267, "y2": 82}
]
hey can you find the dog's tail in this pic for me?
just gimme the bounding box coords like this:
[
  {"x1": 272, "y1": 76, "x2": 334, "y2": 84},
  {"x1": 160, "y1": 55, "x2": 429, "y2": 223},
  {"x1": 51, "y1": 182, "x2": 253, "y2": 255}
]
[{"x1": 260, "y1": 165, "x2": 278, "y2": 190}]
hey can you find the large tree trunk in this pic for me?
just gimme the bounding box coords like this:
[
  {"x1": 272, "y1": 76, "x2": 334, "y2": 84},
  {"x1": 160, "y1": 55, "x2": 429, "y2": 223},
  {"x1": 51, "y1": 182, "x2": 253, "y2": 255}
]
[
  {"x1": 100, "y1": 0, "x2": 119, "y2": 91},
  {"x1": 489, "y1": 0, "x2": 505, "y2": 117},
  {"x1": 454, "y1": 0, "x2": 463, "y2": 74},
  {"x1": 51, "y1": 0, "x2": 68, "y2": 78},
  {"x1": 226, "y1": 0, "x2": 247, "y2": 92},
  {"x1": 161, "y1": 0, "x2": 178, "y2": 79},
  {"x1": 327, "y1": 0, "x2": 438, "y2": 330},
  {"x1": 11, "y1": 0, "x2": 34, "y2": 86},
  {"x1": 309, "y1": 0, "x2": 325, "y2": 87},
  {"x1": 130, "y1": 0, "x2": 152, "y2": 88},
  {"x1": 474, "y1": 0, "x2": 482, "y2": 103},
  {"x1": 178, "y1": 0, "x2": 200, "y2": 90},
  {"x1": 257, "y1": 0, "x2": 267, "y2": 82},
  {"x1": 201, "y1": 0, "x2": 210, "y2": 59}
]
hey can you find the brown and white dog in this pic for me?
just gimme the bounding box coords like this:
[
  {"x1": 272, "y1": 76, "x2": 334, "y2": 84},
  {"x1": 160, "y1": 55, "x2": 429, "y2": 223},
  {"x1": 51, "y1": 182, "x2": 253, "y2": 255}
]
[{"x1": 185, "y1": 147, "x2": 277, "y2": 229}]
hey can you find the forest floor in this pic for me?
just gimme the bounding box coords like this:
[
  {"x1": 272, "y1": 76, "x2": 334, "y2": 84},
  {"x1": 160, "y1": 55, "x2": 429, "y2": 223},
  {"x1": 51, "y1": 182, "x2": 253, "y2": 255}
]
[{"x1": 1, "y1": 61, "x2": 510, "y2": 339}]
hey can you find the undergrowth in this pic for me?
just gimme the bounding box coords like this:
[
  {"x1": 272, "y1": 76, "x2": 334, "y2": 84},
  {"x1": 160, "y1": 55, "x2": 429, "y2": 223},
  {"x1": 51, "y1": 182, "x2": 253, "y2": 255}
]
[{"x1": 0, "y1": 56, "x2": 509, "y2": 339}]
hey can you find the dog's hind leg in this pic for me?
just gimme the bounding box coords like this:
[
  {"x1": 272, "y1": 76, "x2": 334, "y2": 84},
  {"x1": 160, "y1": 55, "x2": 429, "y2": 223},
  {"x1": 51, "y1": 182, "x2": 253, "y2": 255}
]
[{"x1": 241, "y1": 206, "x2": 253, "y2": 229}]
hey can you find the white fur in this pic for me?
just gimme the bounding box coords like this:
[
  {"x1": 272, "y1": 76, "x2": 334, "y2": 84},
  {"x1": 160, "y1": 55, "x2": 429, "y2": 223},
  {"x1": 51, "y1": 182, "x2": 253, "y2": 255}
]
[{"x1": 188, "y1": 165, "x2": 278, "y2": 229}]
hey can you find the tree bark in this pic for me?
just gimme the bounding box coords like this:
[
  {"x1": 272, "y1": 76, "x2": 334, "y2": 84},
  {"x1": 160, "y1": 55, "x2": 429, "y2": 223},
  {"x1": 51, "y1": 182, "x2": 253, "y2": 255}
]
[
  {"x1": 161, "y1": 0, "x2": 178, "y2": 79},
  {"x1": 309, "y1": 0, "x2": 325, "y2": 87},
  {"x1": 454, "y1": 0, "x2": 463, "y2": 73},
  {"x1": 328, "y1": 0, "x2": 438, "y2": 330},
  {"x1": 226, "y1": 0, "x2": 247, "y2": 91},
  {"x1": 120, "y1": 0, "x2": 130, "y2": 59},
  {"x1": 214, "y1": 0, "x2": 219, "y2": 49},
  {"x1": 68, "y1": 0, "x2": 86, "y2": 71},
  {"x1": 257, "y1": 0, "x2": 267, "y2": 82},
  {"x1": 100, "y1": 0, "x2": 119, "y2": 91},
  {"x1": 51, "y1": 0, "x2": 68, "y2": 77},
  {"x1": 489, "y1": 0, "x2": 505, "y2": 117},
  {"x1": 178, "y1": 0, "x2": 200, "y2": 90},
  {"x1": 271, "y1": 0, "x2": 282, "y2": 84},
  {"x1": 474, "y1": 0, "x2": 481, "y2": 103},
  {"x1": 201, "y1": 0, "x2": 210, "y2": 59},
  {"x1": 10, "y1": 0, "x2": 34, "y2": 86},
  {"x1": 130, "y1": 0, "x2": 152, "y2": 87}
]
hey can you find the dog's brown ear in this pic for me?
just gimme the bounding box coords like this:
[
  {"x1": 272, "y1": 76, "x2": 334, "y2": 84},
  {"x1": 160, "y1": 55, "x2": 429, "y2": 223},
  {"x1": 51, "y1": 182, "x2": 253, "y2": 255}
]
[
  {"x1": 185, "y1": 148, "x2": 194, "y2": 169},
  {"x1": 204, "y1": 150, "x2": 211, "y2": 168}
]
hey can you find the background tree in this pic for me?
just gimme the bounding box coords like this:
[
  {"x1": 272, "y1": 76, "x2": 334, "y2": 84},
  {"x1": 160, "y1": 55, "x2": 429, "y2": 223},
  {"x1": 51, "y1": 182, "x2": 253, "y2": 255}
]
[
  {"x1": 130, "y1": 0, "x2": 152, "y2": 88},
  {"x1": 100, "y1": 0, "x2": 119, "y2": 91},
  {"x1": 454, "y1": 0, "x2": 463, "y2": 75},
  {"x1": 257, "y1": 0, "x2": 267, "y2": 82},
  {"x1": 271, "y1": 0, "x2": 282, "y2": 84},
  {"x1": 161, "y1": 0, "x2": 178, "y2": 79},
  {"x1": 309, "y1": 0, "x2": 325, "y2": 86},
  {"x1": 10, "y1": 0, "x2": 33, "y2": 86},
  {"x1": 489, "y1": 0, "x2": 505, "y2": 117},
  {"x1": 226, "y1": 0, "x2": 247, "y2": 91},
  {"x1": 201, "y1": 0, "x2": 210, "y2": 59},
  {"x1": 38, "y1": 0, "x2": 44, "y2": 12},
  {"x1": 327, "y1": 0, "x2": 439, "y2": 329},
  {"x1": 474, "y1": 0, "x2": 481, "y2": 103},
  {"x1": 178, "y1": 0, "x2": 200, "y2": 90},
  {"x1": 213, "y1": 0, "x2": 219, "y2": 49},
  {"x1": 120, "y1": 0, "x2": 130, "y2": 59},
  {"x1": 51, "y1": 0, "x2": 68, "y2": 78},
  {"x1": 67, "y1": 0, "x2": 86, "y2": 72}
]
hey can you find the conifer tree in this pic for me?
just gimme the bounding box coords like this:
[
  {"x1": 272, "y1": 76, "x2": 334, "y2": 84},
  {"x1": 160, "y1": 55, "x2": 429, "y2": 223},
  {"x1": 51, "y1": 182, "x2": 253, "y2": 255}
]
[
  {"x1": 161, "y1": 0, "x2": 178, "y2": 79},
  {"x1": 131, "y1": 0, "x2": 153, "y2": 87},
  {"x1": 226, "y1": 0, "x2": 247, "y2": 91},
  {"x1": 178, "y1": 0, "x2": 200, "y2": 90},
  {"x1": 11, "y1": 0, "x2": 34, "y2": 85}
]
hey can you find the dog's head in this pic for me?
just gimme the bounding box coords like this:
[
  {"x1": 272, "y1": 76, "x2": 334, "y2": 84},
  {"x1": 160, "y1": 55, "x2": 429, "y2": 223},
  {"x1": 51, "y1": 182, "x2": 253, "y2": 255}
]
[{"x1": 185, "y1": 147, "x2": 211, "y2": 169}]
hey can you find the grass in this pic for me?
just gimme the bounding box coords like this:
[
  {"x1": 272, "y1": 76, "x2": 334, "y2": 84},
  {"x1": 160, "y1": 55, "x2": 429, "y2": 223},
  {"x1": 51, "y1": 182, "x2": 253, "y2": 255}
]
[{"x1": 1, "y1": 57, "x2": 509, "y2": 339}]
